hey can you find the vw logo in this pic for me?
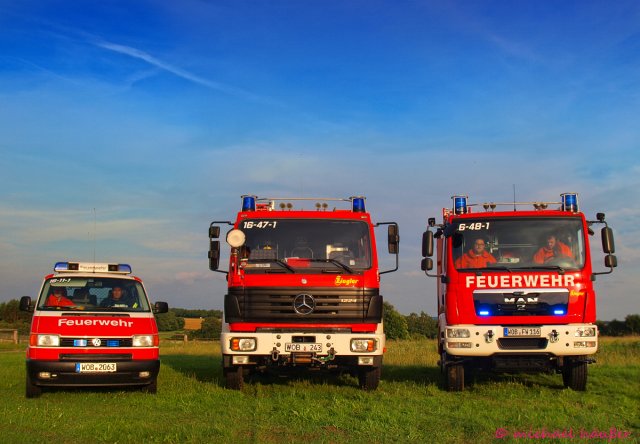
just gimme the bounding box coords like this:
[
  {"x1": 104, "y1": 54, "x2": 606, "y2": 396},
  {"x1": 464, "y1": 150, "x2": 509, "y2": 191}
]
[
  {"x1": 91, "y1": 338, "x2": 102, "y2": 347},
  {"x1": 293, "y1": 294, "x2": 315, "y2": 315}
]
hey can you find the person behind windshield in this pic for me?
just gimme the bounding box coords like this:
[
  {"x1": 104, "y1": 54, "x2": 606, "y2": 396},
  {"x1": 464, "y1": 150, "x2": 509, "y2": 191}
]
[
  {"x1": 533, "y1": 234, "x2": 573, "y2": 264},
  {"x1": 45, "y1": 287, "x2": 74, "y2": 307},
  {"x1": 100, "y1": 286, "x2": 131, "y2": 308},
  {"x1": 455, "y1": 238, "x2": 497, "y2": 269}
]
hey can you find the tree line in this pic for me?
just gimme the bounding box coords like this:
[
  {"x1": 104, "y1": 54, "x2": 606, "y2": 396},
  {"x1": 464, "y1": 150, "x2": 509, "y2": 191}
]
[{"x1": 1, "y1": 299, "x2": 638, "y2": 339}]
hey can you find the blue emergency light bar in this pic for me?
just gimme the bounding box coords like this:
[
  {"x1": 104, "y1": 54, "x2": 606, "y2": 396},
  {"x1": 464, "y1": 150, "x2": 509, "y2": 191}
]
[
  {"x1": 351, "y1": 196, "x2": 366, "y2": 212},
  {"x1": 561, "y1": 193, "x2": 578, "y2": 212},
  {"x1": 452, "y1": 195, "x2": 468, "y2": 214},
  {"x1": 241, "y1": 195, "x2": 257, "y2": 211},
  {"x1": 54, "y1": 262, "x2": 132, "y2": 274}
]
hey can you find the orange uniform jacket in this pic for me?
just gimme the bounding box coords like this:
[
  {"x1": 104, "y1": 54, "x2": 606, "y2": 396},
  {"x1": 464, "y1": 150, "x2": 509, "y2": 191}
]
[
  {"x1": 533, "y1": 242, "x2": 573, "y2": 264},
  {"x1": 455, "y1": 250, "x2": 497, "y2": 269}
]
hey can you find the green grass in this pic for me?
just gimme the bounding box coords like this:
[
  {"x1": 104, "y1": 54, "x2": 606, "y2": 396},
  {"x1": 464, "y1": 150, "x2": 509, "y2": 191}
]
[{"x1": 0, "y1": 338, "x2": 638, "y2": 443}]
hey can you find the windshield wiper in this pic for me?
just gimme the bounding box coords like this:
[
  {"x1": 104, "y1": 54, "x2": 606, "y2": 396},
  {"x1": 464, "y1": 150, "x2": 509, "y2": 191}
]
[
  {"x1": 250, "y1": 258, "x2": 295, "y2": 273},
  {"x1": 309, "y1": 259, "x2": 355, "y2": 274},
  {"x1": 505, "y1": 265, "x2": 567, "y2": 274}
]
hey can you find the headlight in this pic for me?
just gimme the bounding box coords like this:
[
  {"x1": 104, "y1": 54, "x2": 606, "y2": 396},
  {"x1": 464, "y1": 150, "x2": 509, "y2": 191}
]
[
  {"x1": 574, "y1": 327, "x2": 596, "y2": 337},
  {"x1": 230, "y1": 337, "x2": 256, "y2": 351},
  {"x1": 132, "y1": 335, "x2": 154, "y2": 347},
  {"x1": 350, "y1": 339, "x2": 376, "y2": 352},
  {"x1": 36, "y1": 334, "x2": 60, "y2": 346},
  {"x1": 446, "y1": 328, "x2": 470, "y2": 338}
]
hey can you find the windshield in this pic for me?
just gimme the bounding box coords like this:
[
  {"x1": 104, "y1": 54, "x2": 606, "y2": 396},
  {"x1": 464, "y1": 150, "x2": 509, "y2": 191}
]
[
  {"x1": 38, "y1": 277, "x2": 150, "y2": 312},
  {"x1": 238, "y1": 219, "x2": 372, "y2": 273},
  {"x1": 450, "y1": 217, "x2": 585, "y2": 271}
]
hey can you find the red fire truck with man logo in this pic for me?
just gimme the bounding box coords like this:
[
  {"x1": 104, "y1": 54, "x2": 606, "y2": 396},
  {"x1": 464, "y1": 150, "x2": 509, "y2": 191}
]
[
  {"x1": 209, "y1": 195, "x2": 399, "y2": 390},
  {"x1": 421, "y1": 193, "x2": 616, "y2": 391},
  {"x1": 20, "y1": 261, "x2": 168, "y2": 397}
]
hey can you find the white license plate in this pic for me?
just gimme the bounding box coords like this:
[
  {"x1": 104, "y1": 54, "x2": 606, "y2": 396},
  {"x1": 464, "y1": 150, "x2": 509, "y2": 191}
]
[
  {"x1": 504, "y1": 327, "x2": 541, "y2": 337},
  {"x1": 75, "y1": 362, "x2": 117, "y2": 373},
  {"x1": 285, "y1": 343, "x2": 322, "y2": 352}
]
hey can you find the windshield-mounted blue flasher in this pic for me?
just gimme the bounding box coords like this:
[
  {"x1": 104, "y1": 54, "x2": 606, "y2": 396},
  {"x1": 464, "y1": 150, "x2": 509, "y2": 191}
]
[
  {"x1": 561, "y1": 193, "x2": 578, "y2": 212},
  {"x1": 241, "y1": 195, "x2": 257, "y2": 212},
  {"x1": 452, "y1": 195, "x2": 468, "y2": 215}
]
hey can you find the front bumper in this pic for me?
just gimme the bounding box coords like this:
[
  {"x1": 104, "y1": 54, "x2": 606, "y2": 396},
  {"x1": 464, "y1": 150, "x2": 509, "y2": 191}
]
[
  {"x1": 26, "y1": 359, "x2": 160, "y2": 387},
  {"x1": 221, "y1": 330, "x2": 384, "y2": 368},
  {"x1": 444, "y1": 324, "x2": 597, "y2": 357}
]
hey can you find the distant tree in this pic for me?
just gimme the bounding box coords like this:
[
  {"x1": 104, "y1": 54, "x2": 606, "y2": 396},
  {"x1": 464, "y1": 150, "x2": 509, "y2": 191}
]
[
  {"x1": 172, "y1": 308, "x2": 223, "y2": 319},
  {"x1": 383, "y1": 302, "x2": 409, "y2": 340},
  {"x1": 189, "y1": 317, "x2": 222, "y2": 339},
  {"x1": 595, "y1": 320, "x2": 610, "y2": 336},
  {"x1": 607, "y1": 319, "x2": 628, "y2": 337},
  {"x1": 156, "y1": 310, "x2": 185, "y2": 332},
  {"x1": 405, "y1": 311, "x2": 438, "y2": 339},
  {"x1": 0, "y1": 299, "x2": 32, "y2": 334},
  {"x1": 624, "y1": 314, "x2": 640, "y2": 335}
]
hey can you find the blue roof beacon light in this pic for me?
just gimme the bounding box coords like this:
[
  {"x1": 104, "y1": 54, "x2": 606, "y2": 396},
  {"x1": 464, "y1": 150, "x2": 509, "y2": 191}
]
[
  {"x1": 561, "y1": 192, "x2": 578, "y2": 212},
  {"x1": 241, "y1": 195, "x2": 257, "y2": 212},
  {"x1": 351, "y1": 196, "x2": 366, "y2": 212},
  {"x1": 452, "y1": 195, "x2": 468, "y2": 215}
]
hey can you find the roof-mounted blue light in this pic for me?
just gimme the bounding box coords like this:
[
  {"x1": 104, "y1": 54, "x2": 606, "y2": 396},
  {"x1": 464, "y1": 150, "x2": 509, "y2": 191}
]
[
  {"x1": 351, "y1": 196, "x2": 366, "y2": 212},
  {"x1": 54, "y1": 261, "x2": 69, "y2": 272},
  {"x1": 241, "y1": 195, "x2": 257, "y2": 212},
  {"x1": 54, "y1": 262, "x2": 132, "y2": 274},
  {"x1": 452, "y1": 195, "x2": 468, "y2": 215},
  {"x1": 561, "y1": 193, "x2": 578, "y2": 212}
]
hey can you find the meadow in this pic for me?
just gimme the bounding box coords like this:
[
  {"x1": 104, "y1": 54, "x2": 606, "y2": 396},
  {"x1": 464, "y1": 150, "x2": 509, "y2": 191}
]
[{"x1": 0, "y1": 337, "x2": 637, "y2": 443}]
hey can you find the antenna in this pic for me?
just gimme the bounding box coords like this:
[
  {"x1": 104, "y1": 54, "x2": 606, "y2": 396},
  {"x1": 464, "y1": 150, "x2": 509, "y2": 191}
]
[
  {"x1": 93, "y1": 208, "x2": 96, "y2": 263},
  {"x1": 512, "y1": 185, "x2": 516, "y2": 211}
]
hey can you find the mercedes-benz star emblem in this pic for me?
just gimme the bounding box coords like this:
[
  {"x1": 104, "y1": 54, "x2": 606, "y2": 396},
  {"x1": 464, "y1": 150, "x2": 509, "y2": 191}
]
[{"x1": 293, "y1": 294, "x2": 315, "y2": 315}]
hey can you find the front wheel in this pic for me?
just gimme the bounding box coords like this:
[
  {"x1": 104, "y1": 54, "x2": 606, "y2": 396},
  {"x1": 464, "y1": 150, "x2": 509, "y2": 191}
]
[
  {"x1": 224, "y1": 366, "x2": 245, "y2": 390},
  {"x1": 562, "y1": 359, "x2": 587, "y2": 391},
  {"x1": 358, "y1": 366, "x2": 381, "y2": 391},
  {"x1": 446, "y1": 363, "x2": 465, "y2": 392},
  {"x1": 142, "y1": 377, "x2": 157, "y2": 394},
  {"x1": 26, "y1": 374, "x2": 42, "y2": 398}
]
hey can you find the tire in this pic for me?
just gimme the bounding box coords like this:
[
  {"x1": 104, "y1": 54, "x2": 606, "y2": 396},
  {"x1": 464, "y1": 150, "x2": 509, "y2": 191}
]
[
  {"x1": 358, "y1": 366, "x2": 381, "y2": 391},
  {"x1": 563, "y1": 359, "x2": 587, "y2": 391},
  {"x1": 446, "y1": 363, "x2": 464, "y2": 392},
  {"x1": 26, "y1": 374, "x2": 42, "y2": 398},
  {"x1": 224, "y1": 366, "x2": 244, "y2": 390},
  {"x1": 142, "y1": 377, "x2": 158, "y2": 394}
]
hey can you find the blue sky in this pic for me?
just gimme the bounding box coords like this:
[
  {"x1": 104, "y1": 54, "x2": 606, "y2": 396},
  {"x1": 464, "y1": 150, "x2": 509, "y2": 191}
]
[{"x1": 1, "y1": 1, "x2": 638, "y2": 320}]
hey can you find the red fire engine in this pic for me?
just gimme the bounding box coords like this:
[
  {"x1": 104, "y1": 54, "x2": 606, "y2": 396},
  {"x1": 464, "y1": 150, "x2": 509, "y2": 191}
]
[
  {"x1": 421, "y1": 193, "x2": 617, "y2": 391},
  {"x1": 209, "y1": 195, "x2": 399, "y2": 390},
  {"x1": 20, "y1": 261, "x2": 168, "y2": 397}
]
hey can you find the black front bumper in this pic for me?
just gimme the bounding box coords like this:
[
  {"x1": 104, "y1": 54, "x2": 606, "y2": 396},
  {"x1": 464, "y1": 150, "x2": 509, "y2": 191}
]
[{"x1": 27, "y1": 359, "x2": 160, "y2": 387}]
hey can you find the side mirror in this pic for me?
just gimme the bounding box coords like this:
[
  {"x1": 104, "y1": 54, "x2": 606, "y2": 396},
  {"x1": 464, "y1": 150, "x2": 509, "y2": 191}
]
[
  {"x1": 388, "y1": 224, "x2": 399, "y2": 254},
  {"x1": 19, "y1": 296, "x2": 32, "y2": 312},
  {"x1": 209, "y1": 225, "x2": 220, "y2": 239},
  {"x1": 605, "y1": 255, "x2": 617, "y2": 268},
  {"x1": 421, "y1": 257, "x2": 433, "y2": 271},
  {"x1": 154, "y1": 301, "x2": 169, "y2": 314},
  {"x1": 209, "y1": 240, "x2": 220, "y2": 271},
  {"x1": 601, "y1": 227, "x2": 615, "y2": 254},
  {"x1": 422, "y1": 230, "x2": 434, "y2": 257}
]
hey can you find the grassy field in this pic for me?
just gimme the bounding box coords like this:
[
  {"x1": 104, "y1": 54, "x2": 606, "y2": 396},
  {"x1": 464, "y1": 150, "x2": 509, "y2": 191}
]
[{"x1": 0, "y1": 337, "x2": 638, "y2": 443}]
